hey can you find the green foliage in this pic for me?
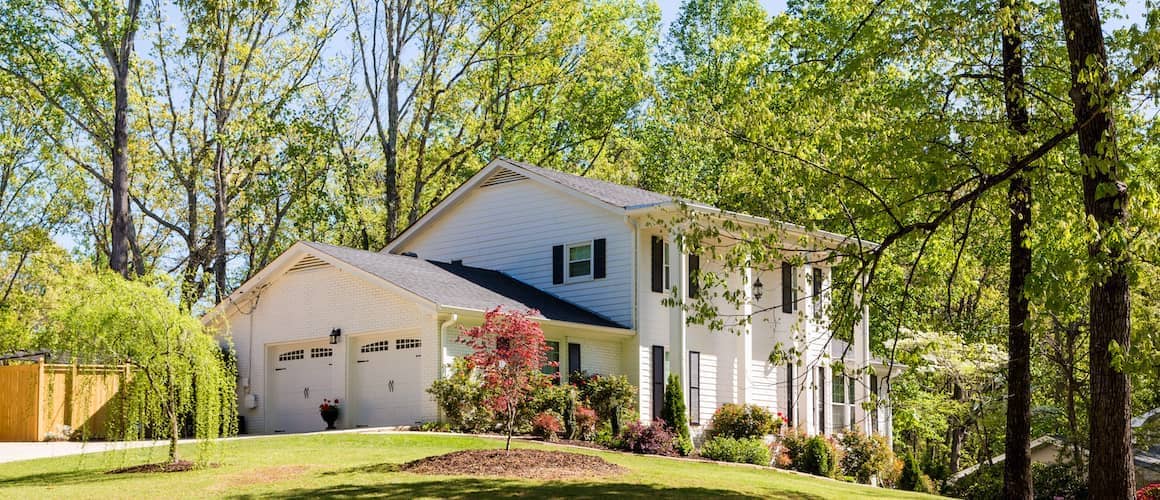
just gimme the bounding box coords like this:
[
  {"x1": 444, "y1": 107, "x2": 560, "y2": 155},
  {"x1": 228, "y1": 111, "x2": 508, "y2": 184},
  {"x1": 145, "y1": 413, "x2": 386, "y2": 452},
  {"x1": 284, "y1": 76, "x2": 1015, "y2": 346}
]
[
  {"x1": 838, "y1": 431, "x2": 896, "y2": 485},
  {"x1": 799, "y1": 436, "x2": 838, "y2": 478},
  {"x1": 700, "y1": 436, "x2": 770, "y2": 465},
  {"x1": 579, "y1": 374, "x2": 637, "y2": 435},
  {"x1": 944, "y1": 462, "x2": 1087, "y2": 500},
  {"x1": 660, "y1": 373, "x2": 689, "y2": 441},
  {"x1": 708, "y1": 403, "x2": 780, "y2": 440},
  {"x1": 40, "y1": 270, "x2": 235, "y2": 463},
  {"x1": 427, "y1": 358, "x2": 495, "y2": 433},
  {"x1": 898, "y1": 453, "x2": 926, "y2": 493}
]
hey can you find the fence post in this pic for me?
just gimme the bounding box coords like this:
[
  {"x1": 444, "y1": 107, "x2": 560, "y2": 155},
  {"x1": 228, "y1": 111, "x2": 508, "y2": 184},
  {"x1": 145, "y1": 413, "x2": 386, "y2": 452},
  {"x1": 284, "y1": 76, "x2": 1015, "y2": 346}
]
[
  {"x1": 36, "y1": 360, "x2": 45, "y2": 441},
  {"x1": 68, "y1": 363, "x2": 78, "y2": 431}
]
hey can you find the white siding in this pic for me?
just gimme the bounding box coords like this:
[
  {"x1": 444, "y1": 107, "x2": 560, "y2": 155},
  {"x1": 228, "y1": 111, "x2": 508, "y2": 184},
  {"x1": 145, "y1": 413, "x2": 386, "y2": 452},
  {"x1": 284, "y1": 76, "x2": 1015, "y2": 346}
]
[
  {"x1": 222, "y1": 263, "x2": 436, "y2": 433},
  {"x1": 751, "y1": 359, "x2": 778, "y2": 410},
  {"x1": 396, "y1": 180, "x2": 634, "y2": 326}
]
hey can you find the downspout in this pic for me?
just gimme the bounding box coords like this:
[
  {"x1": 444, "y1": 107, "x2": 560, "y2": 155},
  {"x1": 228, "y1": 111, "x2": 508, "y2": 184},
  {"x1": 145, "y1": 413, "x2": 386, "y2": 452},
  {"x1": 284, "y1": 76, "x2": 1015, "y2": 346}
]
[{"x1": 437, "y1": 313, "x2": 458, "y2": 380}]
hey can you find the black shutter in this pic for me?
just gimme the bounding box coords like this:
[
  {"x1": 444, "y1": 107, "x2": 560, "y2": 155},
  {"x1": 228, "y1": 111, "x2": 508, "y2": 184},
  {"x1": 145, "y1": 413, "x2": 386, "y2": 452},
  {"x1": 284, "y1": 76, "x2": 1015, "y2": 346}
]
[
  {"x1": 651, "y1": 236, "x2": 664, "y2": 292},
  {"x1": 688, "y1": 254, "x2": 700, "y2": 298},
  {"x1": 651, "y1": 345, "x2": 664, "y2": 420},
  {"x1": 689, "y1": 351, "x2": 700, "y2": 424},
  {"x1": 786, "y1": 363, "x2": 795, "y2": 425},
  {"x1": 593, "y1": 238, "x2": 606, "y2": 279},
  {"x1": 552, "y1": 245, "x2": 564, "y2": 284},
  {"x1": 568, "y1": 343, "x2": 581, "y2": 378},
  {"x1": 781, "y1": 263, "x2": 794, "y2": 313}
]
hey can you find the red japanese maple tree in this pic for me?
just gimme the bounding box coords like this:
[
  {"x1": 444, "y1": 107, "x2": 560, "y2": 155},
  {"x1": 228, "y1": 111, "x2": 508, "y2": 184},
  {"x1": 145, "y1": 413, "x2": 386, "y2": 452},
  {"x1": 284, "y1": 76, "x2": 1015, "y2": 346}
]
[{"x1": 459, "y1": 306, "x2": 554, "y2": 450}]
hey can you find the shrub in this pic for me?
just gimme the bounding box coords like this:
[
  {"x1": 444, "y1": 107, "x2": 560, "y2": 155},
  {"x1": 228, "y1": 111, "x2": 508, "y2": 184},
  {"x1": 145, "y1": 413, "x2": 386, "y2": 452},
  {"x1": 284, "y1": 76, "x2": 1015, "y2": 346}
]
[
  {"x1": 800, "y1": 435, "x2": 838, "y2": 477},
  {"x1": 621, "y1": 420, "x2": 675, "y2": 455},
  {"x1": 580, "y1": 374, "x2": 636, "y2": 435},
  {"x1": 944, "y1": 462, "x2": 1088, "y2": 500},
  {"x1": 562, "y1": 390, "x2": 577, "y2": 439},
  {"x1": 427, "y1": 358, "x2": 494, "y2": 432},
  {"x1": 674, "y1": 435, "x2": 694, "y2": 456},
  {"x1": 532, "y1": 411, "x2": 563, "y2": 441},
  {"x1": 776, "y1": 427, "x2": 810, "y2": 470},
  {"x1": 574, "y1": 406, "x2": 598, "y2": 441},
  {"x1": 899, "y1": 452, "x2": 924, "y2": 492},
  {"x1": 708, "y1": 404, "x2": 779, "y2": 440},
  {"x1": 594, "y1": 425, "x2": 623, "y2": 450},
  {"x1": 660, "y1": 373, "x2": 690, "y2": 442},
  {"x1": 701, "y1": 437, "x2": 771, "y2": 465},
  {"x1": 838, "y1": 431, "x2": 896, "y2": 484}
]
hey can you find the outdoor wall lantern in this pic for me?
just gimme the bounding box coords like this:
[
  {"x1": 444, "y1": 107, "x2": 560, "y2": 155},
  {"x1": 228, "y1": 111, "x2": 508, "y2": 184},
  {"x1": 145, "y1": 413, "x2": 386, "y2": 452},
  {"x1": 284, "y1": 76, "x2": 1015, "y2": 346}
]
[
  {"x1": 752, "y1": 278, "x2": 764, "y2": 301},
  {"x1": 329, "y1": 328, "x2": 342, "y2": 345}
]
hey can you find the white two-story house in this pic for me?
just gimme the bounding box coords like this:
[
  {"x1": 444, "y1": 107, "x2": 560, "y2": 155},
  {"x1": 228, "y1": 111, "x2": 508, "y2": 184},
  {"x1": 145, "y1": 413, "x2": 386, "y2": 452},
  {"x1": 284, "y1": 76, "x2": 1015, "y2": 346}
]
[{"x1": 207, "y1": 158, "x2": 902, "y2": 440}]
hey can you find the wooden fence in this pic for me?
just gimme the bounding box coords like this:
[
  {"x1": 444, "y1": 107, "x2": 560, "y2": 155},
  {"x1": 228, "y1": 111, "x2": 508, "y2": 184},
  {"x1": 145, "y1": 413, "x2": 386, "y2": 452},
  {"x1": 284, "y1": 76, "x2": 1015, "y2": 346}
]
[{"x1": 0, "y1": 362, "x2": 130, "y2": 441}]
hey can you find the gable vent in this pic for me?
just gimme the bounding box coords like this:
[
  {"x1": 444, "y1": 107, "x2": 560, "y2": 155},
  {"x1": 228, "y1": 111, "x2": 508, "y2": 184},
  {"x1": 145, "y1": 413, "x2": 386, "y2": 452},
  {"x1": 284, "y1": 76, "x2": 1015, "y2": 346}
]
[
  {"x1": 480, "y1": 168, "x2": 527, "y2": 187},
  {"x1": 287, "y1": 254, "x2": 330, "y2": 273}
]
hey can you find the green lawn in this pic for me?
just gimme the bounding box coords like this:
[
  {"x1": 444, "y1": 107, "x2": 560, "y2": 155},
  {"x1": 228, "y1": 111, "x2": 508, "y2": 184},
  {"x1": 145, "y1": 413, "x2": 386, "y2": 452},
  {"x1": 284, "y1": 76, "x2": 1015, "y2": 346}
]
[{"x1": 0, "y1": 433, "x2": 941, "y2": 499}]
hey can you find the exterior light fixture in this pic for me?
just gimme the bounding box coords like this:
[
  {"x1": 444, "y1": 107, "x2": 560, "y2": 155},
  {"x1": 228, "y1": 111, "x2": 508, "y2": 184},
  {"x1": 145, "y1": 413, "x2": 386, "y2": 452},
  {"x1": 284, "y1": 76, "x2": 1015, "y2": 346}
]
[
  {"x1": 752, "y1": 278, "x2": 764, "y2": 301},
  {"x1": 329, "y1": 328, "x2": 342, "y2": 345}
]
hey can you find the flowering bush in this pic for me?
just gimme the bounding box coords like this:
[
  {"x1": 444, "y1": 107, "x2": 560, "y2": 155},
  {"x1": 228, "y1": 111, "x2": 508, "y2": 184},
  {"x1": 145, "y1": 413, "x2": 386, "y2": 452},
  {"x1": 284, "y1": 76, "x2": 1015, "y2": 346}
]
[
  {"x1": 1138, "y1": 483, "x2": 1160, "y2": 500},
  {"x1": 620, "y1": 420, "x2": 675, "y2": 455},
  {"x1": 319, "y1": 399, "x2": 340, "y2": 412},
  {"x1": 532, "y1": 411, "x2": 563, "y2": 441},
  {"x1": 427, "y1": 358, "x2": 494, "y2": 432},
  {"x1": 576, "y1": 373, "x2": 636, "y2": 435},
  {"x1": 707, "y1": 403, "x2": 780, "y2": 440},
  {"x1": 574, "y1": 406, "x2": 598, "y2": 441}
]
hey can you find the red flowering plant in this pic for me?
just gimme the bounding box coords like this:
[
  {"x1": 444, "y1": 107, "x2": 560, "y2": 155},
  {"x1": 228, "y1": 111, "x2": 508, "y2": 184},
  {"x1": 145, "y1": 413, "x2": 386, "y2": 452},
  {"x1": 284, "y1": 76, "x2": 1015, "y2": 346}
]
[
  {"x1": 459, "y1": 307, "x2": 555, "y2": 450},
  {"x1": 1138, "y1": 483, "x2": 1160, "y2": 500},
  {"x1": 319, "y1": 399, "x2": 340, "y2": 411}
]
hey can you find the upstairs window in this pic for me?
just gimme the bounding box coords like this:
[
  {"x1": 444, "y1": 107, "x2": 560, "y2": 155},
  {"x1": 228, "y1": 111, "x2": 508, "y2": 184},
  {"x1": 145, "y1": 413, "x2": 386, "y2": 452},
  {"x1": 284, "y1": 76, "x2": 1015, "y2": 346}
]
[
  {"x1": 782, "y1": 262, "x2": 798, "y2": 313},
  {"x1": 567, "y1": 242, "x2": 593, "y2": 281}
]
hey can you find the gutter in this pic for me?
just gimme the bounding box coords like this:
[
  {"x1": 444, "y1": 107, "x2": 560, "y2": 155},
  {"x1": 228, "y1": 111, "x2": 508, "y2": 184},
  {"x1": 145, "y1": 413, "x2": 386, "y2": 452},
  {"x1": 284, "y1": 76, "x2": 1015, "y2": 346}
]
[{"x1": 437, "y1": 313, "x2": 458, "y2": 380}]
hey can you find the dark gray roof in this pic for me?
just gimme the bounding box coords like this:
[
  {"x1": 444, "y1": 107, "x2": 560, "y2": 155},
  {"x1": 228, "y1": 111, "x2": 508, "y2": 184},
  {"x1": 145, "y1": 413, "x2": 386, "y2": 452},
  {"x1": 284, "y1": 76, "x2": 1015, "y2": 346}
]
[
  {"x1": 497, "y1": 157, "x2": 674, "y2": 209},
  {"x1": 301, "y1": 242, "x2": 626, "y2": 329}
]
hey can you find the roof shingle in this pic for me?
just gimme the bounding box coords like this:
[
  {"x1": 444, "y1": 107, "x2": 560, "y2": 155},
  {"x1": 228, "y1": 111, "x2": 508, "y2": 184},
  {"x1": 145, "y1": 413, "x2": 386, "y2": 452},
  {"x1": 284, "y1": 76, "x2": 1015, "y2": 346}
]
[{"x1": 301, "y1": 241, "x2": 626, "y2": 329}]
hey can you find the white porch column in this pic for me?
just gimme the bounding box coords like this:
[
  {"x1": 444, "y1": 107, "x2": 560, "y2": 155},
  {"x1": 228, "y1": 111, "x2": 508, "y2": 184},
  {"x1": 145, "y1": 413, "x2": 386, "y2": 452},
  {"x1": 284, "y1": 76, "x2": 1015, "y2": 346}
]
[
  {"x1": 739, "y1": 267, "x2": 753, "y2": 405},
  {"x1": 669, "y1": 236, "x2": 688, "y2": 410}
]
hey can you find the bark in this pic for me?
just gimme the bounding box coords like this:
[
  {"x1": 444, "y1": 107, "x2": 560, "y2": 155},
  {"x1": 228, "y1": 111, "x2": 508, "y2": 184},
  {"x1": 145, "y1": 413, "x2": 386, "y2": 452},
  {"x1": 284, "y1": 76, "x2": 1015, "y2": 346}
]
[
  {"x1": 948, "y1": 383, "x2": 966, "y2": 475},
  {"x1": 1001, "y1": 0, "x2": 1033, "y2": 495},
  {"x1": 1058, "y1": 0, "x2": 1135, "y2": 496},
  {"x1": 107, "y1": 0, "x2": 143, "y2": 278}
]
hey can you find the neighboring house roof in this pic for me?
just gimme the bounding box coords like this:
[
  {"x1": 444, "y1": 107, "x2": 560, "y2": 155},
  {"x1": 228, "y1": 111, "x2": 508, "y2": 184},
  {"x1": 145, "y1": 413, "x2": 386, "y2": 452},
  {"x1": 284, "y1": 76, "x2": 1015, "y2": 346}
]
[
  {"x1": 301, "y1": 242, "x2": 625, "y2": 329},
  {"x1": 949, "y1": 436, "x2": 1068, "y2": 482},
  {"x1": 498, "y1": 158, "x2": 675, "y2": 209},
  {"x1": 384, "y1": 157, "x2": 877, "y2": 254},
  {"x1": 204, "y1": 241, "x2": 626, "y2": 331}
]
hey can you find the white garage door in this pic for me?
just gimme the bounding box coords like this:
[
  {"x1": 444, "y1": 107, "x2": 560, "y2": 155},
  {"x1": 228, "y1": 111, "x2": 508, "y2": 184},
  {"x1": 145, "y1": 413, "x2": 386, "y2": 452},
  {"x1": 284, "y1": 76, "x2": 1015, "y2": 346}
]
[
  {"x1": 351, "y1": 335, "x2": 424, "y2": 427},
  {"x1": 271, "y1": 341, "x2": 335, "y2": 433}
]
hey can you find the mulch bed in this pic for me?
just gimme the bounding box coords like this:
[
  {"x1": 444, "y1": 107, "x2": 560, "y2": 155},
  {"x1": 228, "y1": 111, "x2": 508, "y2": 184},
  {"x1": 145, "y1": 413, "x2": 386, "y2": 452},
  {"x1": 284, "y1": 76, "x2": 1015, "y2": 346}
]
[
  {"x1": 400, "y1": 449, "x2": 626, "y2": 480},
  {"x1": 108, "y1": 460, "x2": 198, "y2": 474}
]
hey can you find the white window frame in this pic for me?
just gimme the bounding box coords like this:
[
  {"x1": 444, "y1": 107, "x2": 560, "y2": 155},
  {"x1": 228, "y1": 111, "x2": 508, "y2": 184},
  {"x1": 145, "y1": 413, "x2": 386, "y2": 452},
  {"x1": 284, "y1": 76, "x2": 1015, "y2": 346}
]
[
  {"x1": 832, "y1": 373, "x2": 857, "y2": 434},
  {"x1": 565, "y1": 241, "x2": 594, "y2": 283}
]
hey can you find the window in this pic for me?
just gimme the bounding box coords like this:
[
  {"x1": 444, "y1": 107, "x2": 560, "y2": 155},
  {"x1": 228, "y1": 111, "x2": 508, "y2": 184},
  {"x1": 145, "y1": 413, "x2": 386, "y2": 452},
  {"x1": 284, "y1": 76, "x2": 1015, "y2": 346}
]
[
  {"x1": 542, "y1": 341, "x2": 560, "y2": 383},
  {"x1": 360, "y1": 341, "x2": 389, "y2": 353},
  {"x1": 278, "y1": 349, "x2": 305, "y2": 361},
  {"x1": 663, "y1": 242, "x2": 672, "y2": 290},
  {"x1": 816, "y1": 366, "x2": 826, "y2": 434},
  {"x1": 395, "y1": 338, "x2": 421, "y2": 350},
  {"x1": 832, "y1": 374, "x2": 856, "y2": 433},
  {"x1": 782, "y1": 263, "x2": 798, "y2": 313},
  {"x1": 566, "y1": 242, "x2": 593, "y2": 281},
  {"x1": 689, "y1": 351, "x2": 701, "y2": 425},
  {"x1": 310, "y1": 347, "x2": 333, "y2": 358}
]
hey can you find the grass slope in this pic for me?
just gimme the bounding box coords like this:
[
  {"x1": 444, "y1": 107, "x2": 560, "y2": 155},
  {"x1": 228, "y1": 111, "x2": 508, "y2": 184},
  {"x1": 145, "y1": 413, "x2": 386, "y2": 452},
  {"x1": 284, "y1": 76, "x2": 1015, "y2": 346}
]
[{"x1": 0, "y1": 433, "x2": 940, "y2": 499}]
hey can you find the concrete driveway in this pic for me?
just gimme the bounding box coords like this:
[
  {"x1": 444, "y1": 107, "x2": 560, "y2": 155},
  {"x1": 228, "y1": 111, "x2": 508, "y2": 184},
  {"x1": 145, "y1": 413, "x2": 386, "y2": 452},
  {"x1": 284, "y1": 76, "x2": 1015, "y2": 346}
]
[{"x1": 0, "y1": 440, "x2": 178, "y2": 464}]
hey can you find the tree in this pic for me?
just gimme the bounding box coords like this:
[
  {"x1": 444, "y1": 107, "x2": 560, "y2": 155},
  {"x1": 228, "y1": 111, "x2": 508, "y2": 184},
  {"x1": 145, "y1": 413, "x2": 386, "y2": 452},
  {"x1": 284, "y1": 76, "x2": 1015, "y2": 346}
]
[
  {"x1": 660, "y1": 372, "x2": 690, "y2": 441},
  {"x1": 458, "y1": 307, "x2": 553, "y2": 450},
  {"x1": 0, "y1": 0, "x2": 143, "y2": 276},
  {"x1": 38, "y1": 268, "x2": 235, "y2": 464},
  {"x1": 1058, "y1": 0, "x2": 1138, "y2": 494}
]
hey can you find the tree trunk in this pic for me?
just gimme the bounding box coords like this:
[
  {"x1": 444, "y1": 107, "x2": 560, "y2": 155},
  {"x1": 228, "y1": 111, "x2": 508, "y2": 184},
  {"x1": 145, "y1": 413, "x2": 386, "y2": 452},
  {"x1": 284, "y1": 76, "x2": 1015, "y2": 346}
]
[
  {"x1": 948, "y1": 382, "x2": 967, "y2": 475},
  {"x1": 1058, "y1": 0, "x2": 1135, "y2": 496},
  {"x1": 1001, "y1": 1, "x2": 1033, "y2": 495},
  {"x1": 109, "y1": 47, "x2": 133, "y2": 278}
]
